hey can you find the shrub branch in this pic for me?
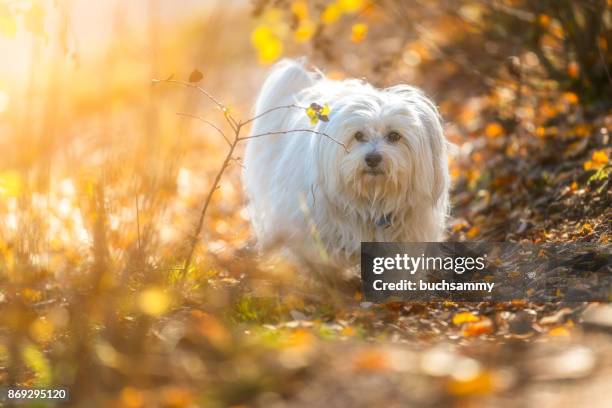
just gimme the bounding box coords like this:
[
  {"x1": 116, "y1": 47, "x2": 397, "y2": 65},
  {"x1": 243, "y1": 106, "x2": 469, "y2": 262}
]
[{"x1": 153, "y1": 78, "x2": 345, "y2": 276}]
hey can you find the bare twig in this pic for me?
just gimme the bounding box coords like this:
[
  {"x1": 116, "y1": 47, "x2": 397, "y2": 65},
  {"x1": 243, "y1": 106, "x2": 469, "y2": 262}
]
[
  {"x1": 239, "y1": 104, "x2": 305, "y2": 126},
  {"x1": 181, "y1": 123, "x2": 242, "y2": 275},
  {"x1": 152, "y1": 78, "x2": 239, "y2": 131},
  {"x1": 158, "y1": 79, "x2": 342, "y2": 276},
  {"x1": 177, "y1": 112, "x2": 231, "y2": 146},
  {"x1": 240, "y1": 129, "x2": 348, "y2": 152}
]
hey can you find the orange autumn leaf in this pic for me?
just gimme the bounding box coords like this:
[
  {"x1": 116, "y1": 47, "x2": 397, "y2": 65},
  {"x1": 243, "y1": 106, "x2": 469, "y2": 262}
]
[
  {"x1": 484, "y1": 122, "x2": 504, "y2": 138},
  {"x1": 447, "y1": 371, "x2": 494, "y2": 396},
  {"x1": 353, "y1": 349, "x2": 389, "y2": 372},
  {"x1": 286, "y1": 328, "x2": 315, "y2": 350},
  {"x1": 562, "y1": 92, "x2": 579, "y2": 105},
  {"x1": 452, "y1": 220, "x2": 469, "y2": 232},
  {"x1": 466, "y1": 226, "x2": 480, "y2": 238},
  {"x1": 583, "y1": 150, "x2": 609, "y2": 170},
  {"x1": 452, "y1": 311, "x2": 480, "y2": 325},
  {"x1": 538, "y1": 14, "x2": 551, "y2": 27},
  {"x1": 567, "y1": 61, "x2": 579, "y2": 78},
  {"x1": 548, "y1": 326, "x2": 570, "y2": 337},
  {"x1": 462, "y1": 318, "x2": 493, "y2": 336},
  {"x1": 120, "y1": 387, "x2": 144, "y2": 408},
  {"x1": 591, "y1": 150, "x2": 609, "y2": 164},
  {"x1": 580, "y1": 223, "x2": 593, "y2": 235},
  {"x1": 351, "y1": 23, "x2": 368, "y2": 43}
]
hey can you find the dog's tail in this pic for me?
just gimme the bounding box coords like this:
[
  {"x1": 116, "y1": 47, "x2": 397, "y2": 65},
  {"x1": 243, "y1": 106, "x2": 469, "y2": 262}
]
[{"x1": 254, "y1": 58, "x2": 315, "y2": 116}]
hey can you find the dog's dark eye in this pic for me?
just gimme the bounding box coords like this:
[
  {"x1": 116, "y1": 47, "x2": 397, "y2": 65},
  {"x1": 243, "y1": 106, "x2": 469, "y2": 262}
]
[
  {"x1": 386, "y1": 131, "x2": 401, "y2": 143},
  {"x1": 354, "y1": 131, "x2": 365, "y2": 142}
]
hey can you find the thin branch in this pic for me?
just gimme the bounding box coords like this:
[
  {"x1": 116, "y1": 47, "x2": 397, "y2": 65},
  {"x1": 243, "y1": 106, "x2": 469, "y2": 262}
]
[
  {"x1": 239, "y1": 128, "x2": 349, "y2": 152},
  {"x1": 176, "y1": 112, "x2": 231, "y2": 146},
  {"x1": 182, "y1": 138, "x2": 238, "y2": 275},
  {"x1": 152, "y1": 78, "x2": 239, "y2": 132},
  {"x1": 163, "y1": 80, "x2": 345, "y2": 276},
  {"x1": 230, "y1": 157, "x2": 246, "y2": 169},
  {"x1": 239, "y1": 104, "x2": 305, "y2": 127}
]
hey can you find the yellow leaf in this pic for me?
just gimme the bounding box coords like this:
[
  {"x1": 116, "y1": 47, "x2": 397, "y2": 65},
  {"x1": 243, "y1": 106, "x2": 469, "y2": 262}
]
[
  {"x1": 484, "y1": 122, "x2": 503, "y2": 138},
  {"x1": 0, "y1": 170, "x2": 22, "y2": 197},
  {"x1": 581, "y1": 223, "x2": 593, "y2": 235},
  {"x1": 548, "y1": 326, "x2": 570, "y2": 337},
  {"x1": 291, "y1": 0, "x2": 309, "y2": 20},
  {"x1": 321, "y1": 3, "x2": 342, "y2": 24},
  {"x1": 339, "y1": 0, "x2": 366, "y2": 13},
  {"x1": 591, "y1": 150, "x2": 609, "y2": 165},
  {"x1": 251, "y1": 25, "x2": 273, "y2": 46},
  {"x1": 22, "y1": 345, "x2": 52, "y2": 386},
  {"x1": 251, "y1": 25, "x2": 284, "y2": 65},
  {"x1": 258, "y1": 39, "x2": 283, "y2": 64},
  {"x1": 138, "y1": 287, "x2": 170, "y2": 316},
  {"x1": 294, "y1": 19, "x2": 315, "y2": 43},
  {"x1": 306, "y1": 106, "x2": 318, "y2": 124},
  {"x1": 452, "y1": 311, "x2": 480, "y2": 325},
  {"x1": 320, "y1": 103, "x2": 330, "y2": 116},
  {"x1": 584, "y1": 150, "x2": 609, "y2": 170},
  {"x1": 448, "y1": 370, "x2": 494, "y2": 396},
  {"x1": 351, "y1": 23, "x2": 368, "y2": 43}
]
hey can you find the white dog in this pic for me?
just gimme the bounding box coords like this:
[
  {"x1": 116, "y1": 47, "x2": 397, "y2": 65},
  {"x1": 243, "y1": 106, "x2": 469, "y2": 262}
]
[{"x1": 243, "y1": 59, "x2": 449, "y2": 266}]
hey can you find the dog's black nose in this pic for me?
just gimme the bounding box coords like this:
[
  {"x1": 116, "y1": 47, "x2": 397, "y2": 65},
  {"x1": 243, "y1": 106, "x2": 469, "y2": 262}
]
[{"x1": 365, "y1": 152, "x2": 382, "y2": 168}]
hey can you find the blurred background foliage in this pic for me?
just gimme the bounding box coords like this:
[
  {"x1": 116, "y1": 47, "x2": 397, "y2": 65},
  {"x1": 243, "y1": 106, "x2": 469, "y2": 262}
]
[{"x1": 0, "y1": 0, "x2": 610, "y2": 406}]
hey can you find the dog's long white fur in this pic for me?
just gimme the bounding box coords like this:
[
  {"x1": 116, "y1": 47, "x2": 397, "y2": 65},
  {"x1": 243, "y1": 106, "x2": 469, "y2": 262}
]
[{"x1": 243, "y1": 59, "x2": 449, "y2": 265}]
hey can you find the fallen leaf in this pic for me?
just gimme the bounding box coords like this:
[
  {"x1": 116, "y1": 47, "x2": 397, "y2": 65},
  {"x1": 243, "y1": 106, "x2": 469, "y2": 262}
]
[
  {"x1": 353, "y1": 348, "x2": 389, "y2": 372},
  {"x1": 453, "y1": 311, "x2": 480, "y2": 325},
  {"x1": 448, "y1": 370, "x2": 494, "y2": 396},
  {"x1": 485, "y1": 122, "x2": 504, "y2": 138},
  {"x1": 462, "y1": 317, "x2": 493, "y2": 336}
]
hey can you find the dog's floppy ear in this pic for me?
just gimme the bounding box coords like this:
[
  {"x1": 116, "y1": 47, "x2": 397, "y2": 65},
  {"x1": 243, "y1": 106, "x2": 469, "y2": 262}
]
[{"x1": 386, "y1": 85, "x2": 449, "y2": 206}]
